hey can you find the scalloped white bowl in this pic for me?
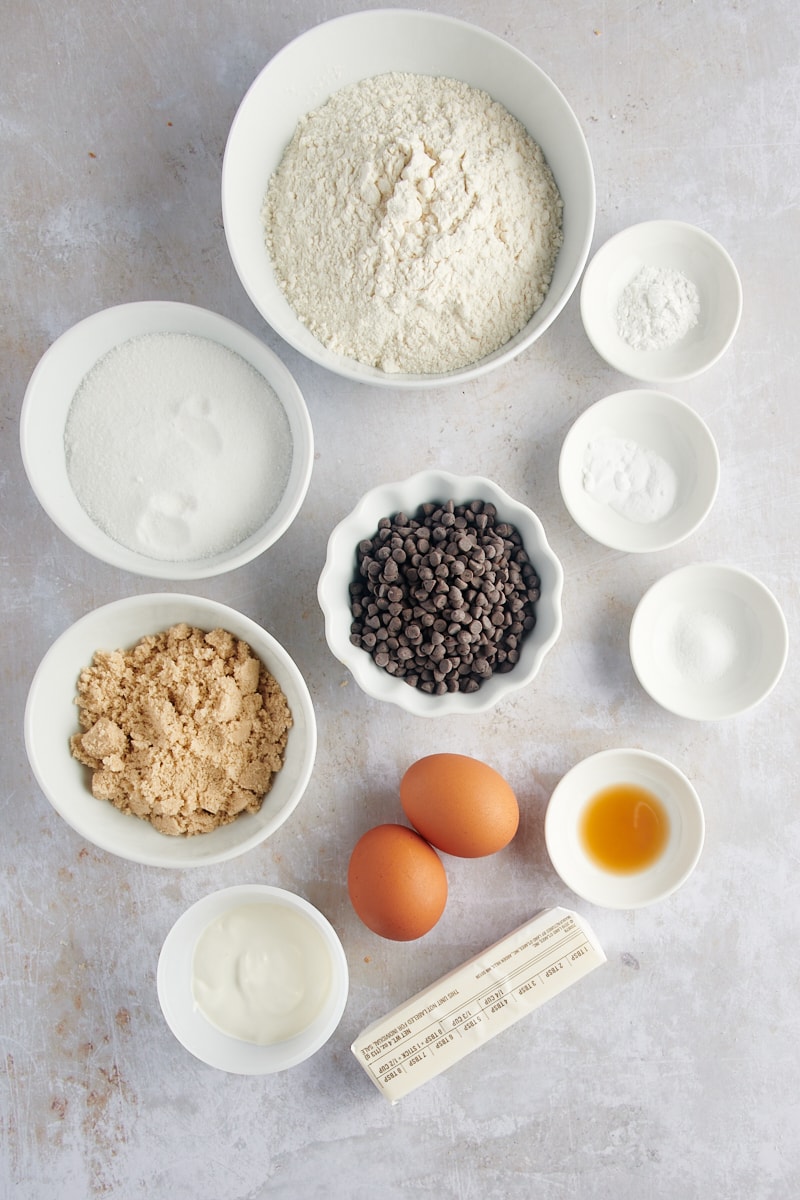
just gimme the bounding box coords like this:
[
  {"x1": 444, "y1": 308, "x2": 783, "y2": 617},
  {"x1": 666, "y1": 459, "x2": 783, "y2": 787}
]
[
  {"x1": 20, "y1": 301, "x2": 314, "y2": 579},
  {"x1": 24, "y1": 593, "x2": 317, "y2": 868},
  {"x1": 317, "y1": 470, "x2": 564, "y2": 716},
  {"x1": 222, "y1": 8, "x2": 595, "y2": 389}
]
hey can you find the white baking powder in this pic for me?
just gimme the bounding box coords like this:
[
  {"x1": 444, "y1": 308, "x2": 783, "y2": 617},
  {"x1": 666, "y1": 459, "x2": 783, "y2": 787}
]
[
  {"x1": 582, "y1": 433, "x2": 678, "y2": 523},
  {"x1": 262, "y1": 72, "x2": 563, "y2": 374},
  {"x1": 64, "y1": 333, "x2": 293, "y2": 561},
  {"x1": 616, "y1": 265, "x2": 700, "y2": 351}
]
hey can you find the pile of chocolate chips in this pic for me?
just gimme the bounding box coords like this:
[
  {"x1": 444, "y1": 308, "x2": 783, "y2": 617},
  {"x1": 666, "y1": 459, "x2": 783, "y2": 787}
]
[{"x1": 348, "y1": 499, "x2": 541, "y2": 694}]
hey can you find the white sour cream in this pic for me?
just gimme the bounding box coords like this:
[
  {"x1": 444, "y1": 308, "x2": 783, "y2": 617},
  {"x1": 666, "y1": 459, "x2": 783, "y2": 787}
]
[{"x1": 191, "y1": 902, "x2": 333, "y2": 1045}]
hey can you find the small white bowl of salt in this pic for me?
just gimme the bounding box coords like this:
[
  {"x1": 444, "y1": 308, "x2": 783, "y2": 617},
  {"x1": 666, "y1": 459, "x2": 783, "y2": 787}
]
[
  {"x1": 20, "y1": 301, "x2": 313, "y2": 579},
  {"x1": 629, "y1": 564, "x2": 788, "y2": 720},
  {"x1": 558, "y1": 389, "x2": 720, "y2": 553},
  {"x1": 580, "y1": 220, "x2": 742, "y2": 384}
]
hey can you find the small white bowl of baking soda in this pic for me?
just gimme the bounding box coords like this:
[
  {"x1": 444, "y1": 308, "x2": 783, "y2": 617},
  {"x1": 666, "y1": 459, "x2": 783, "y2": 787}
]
[
  {"x1": 558, "y1": 389, "x2": 720, "y2": 553},
  {"x1": 580, "y1": 220, "x2": 742, "y2": 384},
  {"x1": 20, "y1": 301, "x2": 313, "y2": 579},
  {"x1": 222, "y1": 8, "x2": 595, "y2": 389},
  {"x1": 629, "y1": 564, "x2": 788, "y2": 720},
  {"x1": 157, "y1": 885, "x2": 349, "y2": 1074}
]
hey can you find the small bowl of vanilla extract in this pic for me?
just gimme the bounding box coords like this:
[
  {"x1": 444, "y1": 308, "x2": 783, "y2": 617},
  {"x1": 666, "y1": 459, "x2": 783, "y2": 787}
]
[{"x1": 544, "y1": 748, "x2": 705, "y2": 909}]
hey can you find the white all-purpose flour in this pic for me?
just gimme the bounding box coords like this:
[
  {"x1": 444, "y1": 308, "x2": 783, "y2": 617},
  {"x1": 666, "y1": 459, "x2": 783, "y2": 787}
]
[{"x1": 262, "y1": 73, "x2": 563, "y2": 374}]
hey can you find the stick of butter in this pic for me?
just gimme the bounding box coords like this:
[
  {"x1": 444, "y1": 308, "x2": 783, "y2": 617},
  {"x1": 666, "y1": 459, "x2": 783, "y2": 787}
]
[{"x1": 351, "y1": 907, "x2": 605, "y2": 1102}]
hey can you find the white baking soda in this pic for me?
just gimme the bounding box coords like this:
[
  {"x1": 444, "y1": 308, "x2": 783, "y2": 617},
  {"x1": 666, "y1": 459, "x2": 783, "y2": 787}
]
[
  {"x1": 582, "y1": 432, "x2": 678, "y2": 523},
  {"x1": 64, "y1": 332, "x2": 293, "y2": 561}
]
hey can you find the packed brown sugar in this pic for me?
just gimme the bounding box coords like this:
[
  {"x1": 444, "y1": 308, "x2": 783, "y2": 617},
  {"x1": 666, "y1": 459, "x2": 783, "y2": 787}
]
[{"x1": 70, "y1": 623, "x2": 292, "y2": 836}]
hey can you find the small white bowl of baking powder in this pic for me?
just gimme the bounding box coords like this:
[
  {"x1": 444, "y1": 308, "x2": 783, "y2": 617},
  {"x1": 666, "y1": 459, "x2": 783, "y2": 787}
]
[
  {"x1": 580, "y1": 220, "x2": 742, "y2": 384},
  {"x1": 20, "y1": 301, "x2": 313, "y2": 579},
  {"x1": 157, "y1": 885, "x2": 349, "y2": 1073},
  {"x1": 629, "y1": 564, "x2": 788, "y2": 719},
  {"x1": 558, "y1": 389, "x2": 720, "y2": 552}
]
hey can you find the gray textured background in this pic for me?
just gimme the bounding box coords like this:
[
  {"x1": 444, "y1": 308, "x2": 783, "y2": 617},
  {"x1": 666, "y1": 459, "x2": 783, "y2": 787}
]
[{"x1": 2, "y1": 1, "x2": 798, "y2": 1196}]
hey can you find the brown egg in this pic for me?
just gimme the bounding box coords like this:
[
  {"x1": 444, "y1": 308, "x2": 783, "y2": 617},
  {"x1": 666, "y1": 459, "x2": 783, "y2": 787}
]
[
  {"x1": 347, "y1": 823, "x2": 448, "y2": 941},
  {"x1": 400, "y1": 753, "x2": 519, "y2": 858}
]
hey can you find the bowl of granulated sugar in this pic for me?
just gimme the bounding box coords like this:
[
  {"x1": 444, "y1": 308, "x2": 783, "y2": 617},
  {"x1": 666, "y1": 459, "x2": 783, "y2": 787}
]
[
  {"x1": 222, "y1": 9, "x2": 595, "y2": 389},
  {"x1": 20, "y1": 301, "x2": 313, "y2": 579},
  {"x1": 580, "y1": 220, "x2": 743, "y2": 383}
]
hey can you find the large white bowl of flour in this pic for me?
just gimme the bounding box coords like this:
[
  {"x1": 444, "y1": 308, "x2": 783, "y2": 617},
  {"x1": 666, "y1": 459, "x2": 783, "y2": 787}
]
[
  {"x1": 20, "y1": 301, "x2": 314, "y2": 579},
  {"x1": 222, "y1": 9, "x2": 595, "y2": 389}
]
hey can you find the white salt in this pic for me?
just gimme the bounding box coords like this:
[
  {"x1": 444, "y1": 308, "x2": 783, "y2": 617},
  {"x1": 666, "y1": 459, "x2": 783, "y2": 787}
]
[
  {"x1": 64, "y1": 333, "x2": 293, "y2": 561},
  {"x1": 669, "y1": 609, "x2": 738, "y2": 684}
]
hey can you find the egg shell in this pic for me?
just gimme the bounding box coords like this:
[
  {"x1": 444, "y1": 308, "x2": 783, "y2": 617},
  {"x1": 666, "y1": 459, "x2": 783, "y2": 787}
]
[
  {"x1": 347, "y1": 823, "x2": 448, "y2": 941},
  {"x1": 399, "y1": 753, "x2": 519, "y2": 858}
]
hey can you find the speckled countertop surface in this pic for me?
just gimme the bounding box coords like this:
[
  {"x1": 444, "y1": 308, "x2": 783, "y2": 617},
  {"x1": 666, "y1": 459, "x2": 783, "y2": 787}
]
[{"x1": 2, "y1": 2, "x2": 799, "y2": 1197}]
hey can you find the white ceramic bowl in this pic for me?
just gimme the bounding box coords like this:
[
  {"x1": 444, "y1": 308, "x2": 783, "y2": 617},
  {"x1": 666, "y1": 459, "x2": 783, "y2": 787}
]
[
  {"x1": 629, "y1": 564, "x2": 788, "y2": 720},
  {"x1": 317, "y1": 470, "x2": 564, "y2": 716},
  {"x1": 157, "y1": 885, "x2": 349, "y2": 1074},
  {"x1": 222, "y1": 8, "x2": 595, "y2": 389},
  {"x1": 24, "y1": 594, "x2": 317, "y2": 867},
  {"x1": 558, "y1": 389, "x2": 720, "y2": 552},
  {"x1": 544, "y1": 748, "x2": 705, "y2": 909},
  {"x1": 580, "y1": 220, "x2": 742, "y2": 383},
  {"x1": 20, "y1": 301, "x2": 314, "y2": 579}
]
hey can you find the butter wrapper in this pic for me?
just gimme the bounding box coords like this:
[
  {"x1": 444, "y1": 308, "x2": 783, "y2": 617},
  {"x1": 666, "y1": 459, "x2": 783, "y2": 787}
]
[{"x1": 351, "y1": 906, "x2": 605, "y2": 1102}]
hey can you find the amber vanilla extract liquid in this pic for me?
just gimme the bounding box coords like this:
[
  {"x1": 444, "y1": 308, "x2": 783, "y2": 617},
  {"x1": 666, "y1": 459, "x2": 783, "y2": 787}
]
[{"x1": 580, "y1": 782, "x2": 670, "y2": 874}]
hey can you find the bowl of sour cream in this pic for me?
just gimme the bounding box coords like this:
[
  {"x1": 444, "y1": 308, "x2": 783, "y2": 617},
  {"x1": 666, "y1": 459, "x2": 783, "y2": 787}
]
[{"x1": 157, "y1": 885, "x2": 349, "y2": 1074}]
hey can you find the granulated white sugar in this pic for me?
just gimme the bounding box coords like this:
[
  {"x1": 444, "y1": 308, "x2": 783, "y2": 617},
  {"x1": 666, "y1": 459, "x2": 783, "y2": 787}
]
[{"x1": 64, "y1": 332, "x2": 293, "y2": 561}]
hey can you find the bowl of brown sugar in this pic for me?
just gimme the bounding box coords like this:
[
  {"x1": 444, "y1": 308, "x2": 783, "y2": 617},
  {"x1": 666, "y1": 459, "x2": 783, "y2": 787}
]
[{"x1": 24, "y1": 594, "x2": 316, "y2": 868}]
